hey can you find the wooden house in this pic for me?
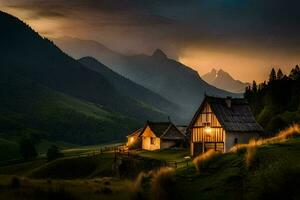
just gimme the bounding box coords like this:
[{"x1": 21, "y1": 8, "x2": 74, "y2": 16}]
[
  {"x1": 126, "y1": 128, "x2": 143, "y2": 148},
  {"x1": 126, "y1": 121, "x2": 186, "y2": 151},
  {"x1": 188, "y1": 95, "x2": 263, "y2": 156},
  {"x1": 141, "y1": 121, "x2": 186, "y2": 151}
]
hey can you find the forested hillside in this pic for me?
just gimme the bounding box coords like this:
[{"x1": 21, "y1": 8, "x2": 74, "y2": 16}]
[{"x1": 245, "y1": 66, "x2": 300, "y2": 134}]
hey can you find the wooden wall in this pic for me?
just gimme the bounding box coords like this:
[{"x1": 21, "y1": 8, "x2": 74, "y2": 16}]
[
  {"x1": 190, "y1": 103, "x2": 225, "y2": 155},
  {"x1": 191, "y1": 103, "x2": 225, "y2": 143},
  {"x1": 142, "y1": 126, "x2": 160, "y2": 151}
]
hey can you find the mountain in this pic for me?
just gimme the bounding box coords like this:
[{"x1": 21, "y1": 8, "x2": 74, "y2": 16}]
[
  {"x1": 0, "y1": 11, "x2": 169, "y2": 145},
  {"x1": 53, "y1": 38, "x2": 239, "y2": 122},
  {"x1": 202, "y1": 69, "x2": 250, "y2": 93},
  {"x1": 78, "y1": 57, "x2": 183, "y2": 122}
]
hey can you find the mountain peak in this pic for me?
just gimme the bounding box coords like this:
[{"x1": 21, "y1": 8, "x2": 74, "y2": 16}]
[{"x1": 152, "y1": 49, "x2": 168, "y2": 59}]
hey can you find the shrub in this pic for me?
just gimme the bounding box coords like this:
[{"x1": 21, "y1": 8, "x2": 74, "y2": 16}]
[
  {"x1": 11, "y1": 177, "x2": 21, "y2": 189},
  {"x1": 19, "y1": 136, "x2": 37, "y2": 160},
  {"x1": 193, "y1": 150, "x2": 221, "y2": 173},
  {"x1": 47, "y1": 145, "x2": 64, "y2": 162},
  {"x1": 100, "y1": 186, "x2": 113, "y2": 195}
]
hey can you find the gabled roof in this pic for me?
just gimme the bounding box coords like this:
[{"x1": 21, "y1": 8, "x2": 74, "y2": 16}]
[
  {"x1": 143, "y1": 121, "x2": 185, "y2": 140},
  {"x1": 126, "y1": 128, "x2": 143, "y2": 138},
  {"x1": 188, "y1": 95, "x2": 264, "y2": 133}
]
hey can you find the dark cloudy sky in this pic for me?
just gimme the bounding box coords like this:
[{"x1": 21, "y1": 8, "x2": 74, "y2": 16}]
[{"x1": 1, "y1": 0, "x2": 300, "y2": 82}]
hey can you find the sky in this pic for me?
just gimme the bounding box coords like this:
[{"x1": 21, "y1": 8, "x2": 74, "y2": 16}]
[{"x1": 1, "y1": 0, "x2": 300, "y2": 82}]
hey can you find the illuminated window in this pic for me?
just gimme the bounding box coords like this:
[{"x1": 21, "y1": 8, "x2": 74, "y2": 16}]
[{"x1": 150, "y1": 137, "x2": 155, "y2": 145}]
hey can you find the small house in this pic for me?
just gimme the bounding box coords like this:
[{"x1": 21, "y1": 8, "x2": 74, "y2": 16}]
[
  {"x1": 188, "y1": 95, "x2": 263, "y2": 156},
  {"x1": 141, "y1": 121, "x2": 186, "y2": 151},
  {"x1": 126, "y1": 128, "x2": 143, "y2": 148},
  {"x1": 126, "y1": 121, "x2": 186, "y2": 151}
]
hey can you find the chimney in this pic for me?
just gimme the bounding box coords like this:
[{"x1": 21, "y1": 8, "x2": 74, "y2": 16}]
[
  {"x1": 168, "y1": 116, "x2": 171, "y2": 122},
  {"x1": 225, "y1": 96, "x2": 232, "y2": 108}
]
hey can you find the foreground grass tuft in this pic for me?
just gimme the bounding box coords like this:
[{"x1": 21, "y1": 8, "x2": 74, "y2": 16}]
[
  {"x1": 193, "y1": 150, "x2": 221, "y2": 173},
  {"x1": 151, "y1": 167, "x2": 177, "y2": 200}
]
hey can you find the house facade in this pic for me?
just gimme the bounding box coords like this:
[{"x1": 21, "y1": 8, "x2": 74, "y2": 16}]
[
  {"x1": 127, "y1": 121, "x2": 186, "y2": 151},
  {"x1": 141, "y1": 121, "x2": 186, "y2": 151},
  {"x1": 188, "y1": 95, "x2": 264, "y2": 156},
  {"x1": 126, "y1": 128, "x2": 143, "y2": 148}
]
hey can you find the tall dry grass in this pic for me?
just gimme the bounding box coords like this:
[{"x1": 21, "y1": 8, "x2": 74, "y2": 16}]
[
  {"x1": 129, "y1": 171, "x2": 151, "y2": 200},
  {"x1": 193, "y1": 149, "x2": 221, "y2": 173},
  {"x1": 230, "y1": 124, "x2": 300, "y2": 153},
  {"x1": 130, "y1": 167, "x2": 177, "y2": 200},
  {"x1": 229, "y1": 124, "x2": 300, "y2": 168},
  {"x1": 151, "y1": 167, "x2": 176, "y2": 200},
  {"x1": 245, "y1": 140, "x2": 257, "y2": 169}
]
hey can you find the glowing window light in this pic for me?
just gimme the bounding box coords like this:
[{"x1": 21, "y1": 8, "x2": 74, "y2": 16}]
[
  {"x1": 204, "y1": 126, "x2": 212, "y2": 134},
  {"x1": 130, "y1": 137, "x2": 134, "y2": 143}
]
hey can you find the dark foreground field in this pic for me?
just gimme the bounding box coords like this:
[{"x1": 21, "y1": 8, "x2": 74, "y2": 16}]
[{"x1": 1, "y1": 136, "x2": 300, "y2": 200}]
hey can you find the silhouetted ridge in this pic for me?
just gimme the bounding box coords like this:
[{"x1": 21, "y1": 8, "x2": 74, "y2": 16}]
[{"x1": 152, "y1": 49, "x2": 168, "y2": 59}]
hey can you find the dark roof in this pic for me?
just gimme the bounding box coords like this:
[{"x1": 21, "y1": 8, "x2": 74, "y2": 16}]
[
  {"x1": 146, "y1": 121, "x2": 185, "y2": 139},
  {"x1": 127, "y1": 128, "x2": 143, "y2": 138},
  {"x1": 189, "y1": 96, "x2": 264, "y2": 133}
]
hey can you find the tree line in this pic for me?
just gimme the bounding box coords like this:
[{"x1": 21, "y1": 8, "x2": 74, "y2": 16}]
[{"x1": 245, "y1": 65, "x2": 300, "y2": 135}]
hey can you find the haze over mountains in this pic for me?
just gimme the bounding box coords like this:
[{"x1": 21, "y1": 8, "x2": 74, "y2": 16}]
[
  {"x1": 0, "y1": 10, "x2": 237, "y2": 147},
  {"x1": 202, "y1": 69, "x2": 250, "y2": 93},
  {"x1": 0, "y1": 11, "x2": 171, "y2": 144},
  {"x1": 78, "y1": 57, "x2": 182, "y2": 122},
  {"x1": 54, "y1": 37, "x2": 238, "y2": 121}
]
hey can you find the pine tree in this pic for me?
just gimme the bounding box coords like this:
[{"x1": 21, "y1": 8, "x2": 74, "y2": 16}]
[
  {"x1": 252, "y1": 81, "x2": 257, "y2": 93},
  {"x1": 289, "y1": 65, "x2": 300, "y2": 80},
  {"x1": 277, "y1": 68, "x2": 284, "y2": 80},
  {"x1": 269, "y1": 68, "x2": 276, "y2": 83}
]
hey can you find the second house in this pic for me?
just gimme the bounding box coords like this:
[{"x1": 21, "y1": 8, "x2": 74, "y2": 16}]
[{"x1": 127, "y1": 121, "x2": 186, "y2": 151}]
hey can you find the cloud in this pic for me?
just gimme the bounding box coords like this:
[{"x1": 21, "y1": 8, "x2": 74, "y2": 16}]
[{"x1": 1, "y1": 0, "x2": 300, "y2": 81}]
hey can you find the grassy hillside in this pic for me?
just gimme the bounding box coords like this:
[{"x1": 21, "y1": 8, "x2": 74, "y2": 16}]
[
  {"x1": 175, "y1": 139, "x2": 300, "y2": 200},
  {"x1": 1, "y1": 134, "x2": 300, "y2": 199},
  {"x1": 0, "y1": 139, "x2": 19, "y2": 161},
  {"x1": 0, "y1": 74, "x2": 138, "y2": 146},
  {"x1": 0, "y1": 10, "x2": 169, "y2": 153}
]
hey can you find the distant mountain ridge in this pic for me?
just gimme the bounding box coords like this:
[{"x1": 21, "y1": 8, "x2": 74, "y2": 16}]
[
  {"x1": 53, "y1": 37, "x2": 239, "y2": 122},
  {"x1": 78, "y1": 56, "x2": 183, "y2": 122},
  {"x1": 0, "y1": 11, "x2": 172, "y2": 145},
  {"x1": 202, "y1": 68, "x2": 250, "y2": 93}
]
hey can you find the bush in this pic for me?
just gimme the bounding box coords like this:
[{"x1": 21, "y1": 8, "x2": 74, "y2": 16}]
[
  {"x1": 47, "y1": 145, "x2": 64, "y2": 162},
  {"x1": 266, "y1": 116, "x2": 288, "y2": 133},
  {"x1": 100, "y1": 186, "x2": 113, "y2": 195},
  {"x1": 11, "y1": 177, "x2": 21, "y2": 189},
  {"x1": 19, "y1": 136, "x2": 38, "y2": 160}
]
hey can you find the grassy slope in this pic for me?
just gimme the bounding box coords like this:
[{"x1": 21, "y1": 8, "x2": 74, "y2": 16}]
[
  {"x1": 0, "y1": 139, "x2": 300, "y2": 199},
  {"x1": 136, "y1": 149, "x2": 189, "y2": 162},
  {"x1": 175, "y1": 138, "x2": 300, "y2": 200},
  {"x1": 0, "y1": 175, "x2": 132, "y2": 200},
  {"x1": 0, "y1": 75, "x2": 138, "y2": 147},
  {"x1": 0, "y1": 139, "x2": 20, "y2": 161}
]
